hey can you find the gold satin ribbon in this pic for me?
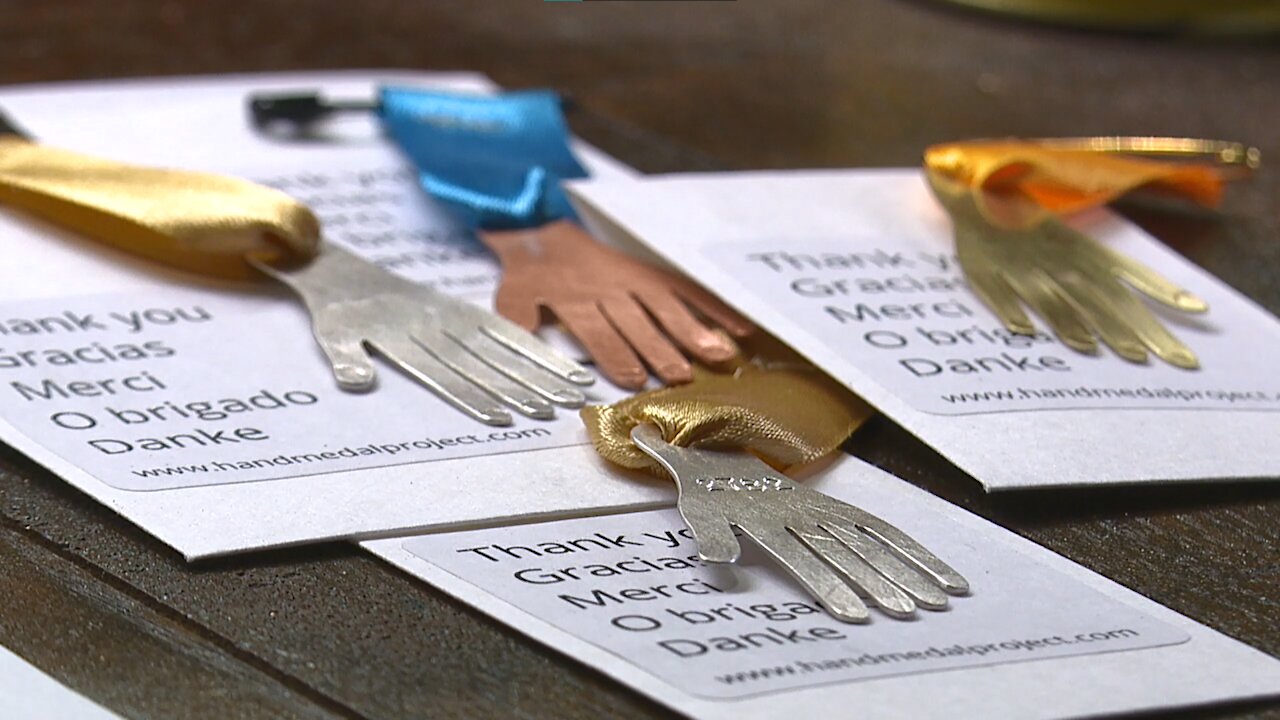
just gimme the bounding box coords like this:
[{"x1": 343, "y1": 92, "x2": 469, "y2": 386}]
[
  {"x1": 924, "y1": 137, "x2": 1256, "y2": 217},
  {"x1": 581, "y1": 359, "x2": 873, "y2": 474},
  {"x1": 0, "y1": 136, "x2": 320, "y2": 279}
]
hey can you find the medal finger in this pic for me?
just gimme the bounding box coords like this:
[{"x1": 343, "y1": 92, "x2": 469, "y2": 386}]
[
  {"x1": 678, "y1": 509, "x2": 741, "y2": 564},
  {"x1": 493, "y1": 281, "x2": 543, "y2": 331},
  {"x1": 667, "y1": 275, "x2": 756, "y2": 338},
  {"x1": 795, "y1": 528, "x2": 918, "y2": 617},
  {"x1": 601, "y1": 297, "x2": 693, "y2": 386},
  {"x1": 422, "y1": 333, "x2": 557, "y2": 419},
  {"x1": 738, "y1": 525, "x2": 869, "y2": 624},
  {"x1": 1068, "y1": 277, "x2": 1199, "y2": 369},
  {"x1": 453, "y1": 330, "x2": 587, "y2": 407},
  {"x1": 819, "y1": 523, "x2": 949, "y2": 609},
  {"x1": 1003, "y1": 269, "x2": 1097, "y2": 353},
  {"x1": 1055, "y1": 274, "x2": 1149, "y2": 363},
  {"x1": 312, "y1": 332, "x2": 378, "y2": 391},
  {"x1": 1100, "y1": 244, "x2": 1208, "y2": 313},
  {"x1": 369, "y1": 337, "x2": 512, "y2": 426},
  {"x1": 1121, "y1": 307, "x2": 1199, "y2": 370},
  {"x1": 553, "y1": 302, "x2": 649, "y2": 390},
  {"x1": 814, "y1": 498, "x2": 969, "y2": 595},
  {"x1": 478, "y1": 317, "x2": 596, "y2": 387},
  {"x1": 636, "y1": 290, "x2": 737, "y2": 364},
  {"x1": 955, "y1": 231, "x2": 1036, "y2": 334}
]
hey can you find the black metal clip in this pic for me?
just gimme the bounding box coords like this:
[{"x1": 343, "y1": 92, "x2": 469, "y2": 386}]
[
  {"x1": 0, "y1": 109, "x2": 33, "y2": 140},
  {"x1": 248, "y1": 91, "x2": 377, "y2": 131},
  {"x1": 248, "y1": 89, "x2": 577, "y2": 136}
]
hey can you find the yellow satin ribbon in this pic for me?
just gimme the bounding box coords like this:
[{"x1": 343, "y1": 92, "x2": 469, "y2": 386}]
[
  {"x1": 581, "y1": 360, "x2": 873, "y2": 474},
  {"x1": 924, "y1": 138, "x2": 1255, "y2": 216},
  {"x1": 0, "y1": 136, "x2": 320, "y2": 279}
]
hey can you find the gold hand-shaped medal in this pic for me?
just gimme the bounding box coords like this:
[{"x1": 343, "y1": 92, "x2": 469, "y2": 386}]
[
  {"x1": 925, "y1": 137, "x2": 1259, "y2": 369},
  {"x1": 926, "y1": 171, "x2": 1206, "y2": 367}
]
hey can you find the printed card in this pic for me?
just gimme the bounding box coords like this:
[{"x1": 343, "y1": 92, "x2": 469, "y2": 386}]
[
  {"x1": 568, "y1": 171, "x2": 1280, "y2": 489},
  {"x1": 0, "y1": 71, "x2": 669, "y2": 558},
  {"x1": 367, "y1": 455, "x2": 1280, "y2": 718},
  {"x1": 0, "y1": 288, "x2": 624, "y2": 491}
]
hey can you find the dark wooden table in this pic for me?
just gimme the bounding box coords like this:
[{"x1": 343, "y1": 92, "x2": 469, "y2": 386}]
[{"x1": 0, "y1": 2, "x2": 1277, "y2": 718}]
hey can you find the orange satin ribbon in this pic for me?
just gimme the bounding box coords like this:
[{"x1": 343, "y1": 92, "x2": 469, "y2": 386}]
[{"x1": 924, "y1": 138, "x2": 1257, "y2": 215}]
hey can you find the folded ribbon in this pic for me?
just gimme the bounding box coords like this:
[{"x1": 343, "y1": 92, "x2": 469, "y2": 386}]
[
  {"x1": 0, "y1": 136, "x2": 319, "y2": 279},
  {"x1": 378, "y1": 87, "x2": 588, "y2": 230},
  {"x1": 581, "y1": 359, "x2": 873, "y2": 473},
  {"x1": 924, "y1": 138, "x2": 1254, "y2": 216}
]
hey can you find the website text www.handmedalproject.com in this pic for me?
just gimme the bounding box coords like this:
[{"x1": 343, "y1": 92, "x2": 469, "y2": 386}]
[
  {"x1": 939, "y1": 384, "x2": 1280, "y2": 408},
  {"x1": 715, "y1": 628, "x2": 1142, "y2": 687},
  {"x1": 129, "y1": 427, "x2": 554, "y2": 479}
]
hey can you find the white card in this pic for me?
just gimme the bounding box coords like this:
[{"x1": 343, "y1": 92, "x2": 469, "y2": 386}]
[
  {"x1": 365, "y1": 456, "x2": 1280, "y2": 718},
  {"x1": 0, "y1": 71, "x2": 671, "y2": 559},
  {"x1": 0, "y1": 288, "x2": 634, "y2": 491},
  {"x1": 567, "y1": 170, "x2": 1280, "y2": 490},
  {"x1": 0, "y1": 644, "x2": 121, "y2": 719}
]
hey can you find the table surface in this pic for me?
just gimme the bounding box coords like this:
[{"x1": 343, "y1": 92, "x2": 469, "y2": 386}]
[{"x1": 0, "y1": 1, "x2": 1277, "y2": 718}]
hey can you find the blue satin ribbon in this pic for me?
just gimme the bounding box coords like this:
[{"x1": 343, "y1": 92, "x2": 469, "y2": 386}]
[{"x1": 378, "y1": 86, "x2": 588, "y2": 231}]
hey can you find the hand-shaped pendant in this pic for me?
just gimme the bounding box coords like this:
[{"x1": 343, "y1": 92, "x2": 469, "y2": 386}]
[
  {"x1": 928, "y1": 171, "x2": 1207, "y2": 369},
  {"x1": 630, "y1": 424, "x2": 968, "y2": 623},
  {"x1": 252, "y1": 245, "x2": 594, "y2": 426},
  {"x1": 482, "y1": 220, "x2": 755, "y2": 389}
]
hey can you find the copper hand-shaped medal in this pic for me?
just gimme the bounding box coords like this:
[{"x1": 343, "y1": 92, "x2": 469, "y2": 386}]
[
  {"x1": 372, "y1": 87, "x2": 755, "y2": 389},
  {"x1": 482, "y1": 221, "x2": 753, "y2": 389},
  {"x1": 927, "y1": 170, "x2": 1206, "y2": 368}
]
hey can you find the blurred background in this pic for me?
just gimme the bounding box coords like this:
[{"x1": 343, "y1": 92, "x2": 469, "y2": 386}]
[{"x1": 2, "y1": 0, "x2": 1276, "y2": 171}]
